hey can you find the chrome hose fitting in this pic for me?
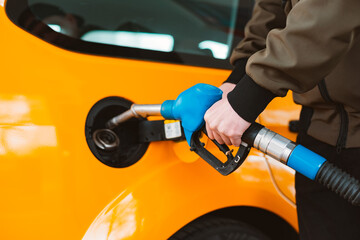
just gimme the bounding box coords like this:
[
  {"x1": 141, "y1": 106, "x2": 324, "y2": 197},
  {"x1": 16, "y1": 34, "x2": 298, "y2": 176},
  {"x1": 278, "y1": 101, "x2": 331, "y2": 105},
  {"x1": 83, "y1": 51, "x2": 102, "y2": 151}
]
[{"x1": 253, "y1": 127, "x2": 296, "y2": 164}]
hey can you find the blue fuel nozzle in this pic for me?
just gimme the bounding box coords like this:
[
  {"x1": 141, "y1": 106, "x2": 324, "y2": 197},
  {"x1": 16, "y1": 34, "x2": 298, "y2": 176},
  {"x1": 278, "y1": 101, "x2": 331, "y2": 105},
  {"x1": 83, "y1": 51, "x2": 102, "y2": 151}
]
[{"x1": 160, "y1": 83, "x2": 222, "y2": 145}]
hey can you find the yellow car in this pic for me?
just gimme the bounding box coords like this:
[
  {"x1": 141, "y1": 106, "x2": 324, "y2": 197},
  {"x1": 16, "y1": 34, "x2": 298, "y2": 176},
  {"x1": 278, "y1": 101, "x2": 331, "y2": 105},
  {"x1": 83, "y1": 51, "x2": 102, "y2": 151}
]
[{"x1": 1, "y1": 0, "x2": 300, "y2": 239}]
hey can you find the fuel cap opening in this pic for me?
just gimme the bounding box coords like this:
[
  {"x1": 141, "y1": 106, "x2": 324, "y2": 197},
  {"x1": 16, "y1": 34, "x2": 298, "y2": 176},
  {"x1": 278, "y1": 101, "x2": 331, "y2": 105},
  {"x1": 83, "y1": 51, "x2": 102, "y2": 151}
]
[{"x1": 85, "y1": 96, "x2": 149, "y2": 168}]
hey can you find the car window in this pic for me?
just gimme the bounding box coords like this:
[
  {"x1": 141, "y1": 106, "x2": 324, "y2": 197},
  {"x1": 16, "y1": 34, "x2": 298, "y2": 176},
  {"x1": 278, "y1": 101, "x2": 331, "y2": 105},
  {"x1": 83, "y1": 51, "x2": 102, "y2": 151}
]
[{"x1": 6, "y1": 0, "x2": 254, "y2": 69}]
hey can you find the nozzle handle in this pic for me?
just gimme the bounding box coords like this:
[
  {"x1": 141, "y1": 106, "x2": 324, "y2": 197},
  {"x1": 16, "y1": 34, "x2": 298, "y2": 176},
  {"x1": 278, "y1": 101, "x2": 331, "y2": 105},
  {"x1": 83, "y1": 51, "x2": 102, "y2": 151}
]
[{"x1": 190, "y1": 127, "x2": 251, "y2": 176}]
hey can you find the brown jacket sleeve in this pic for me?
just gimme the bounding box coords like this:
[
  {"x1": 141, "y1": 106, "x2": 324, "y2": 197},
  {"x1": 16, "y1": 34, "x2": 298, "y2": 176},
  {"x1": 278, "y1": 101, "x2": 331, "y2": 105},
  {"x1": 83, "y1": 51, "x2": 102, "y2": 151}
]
[
  {"x1": 230, "y1": 0, "x2": 286, "y2": 64},
  {"x1": 225, "y1": 0, "x2": 286, "y2": 84},
  {"x1": 228, "y1": 0, "x2": 360, "y2": 122}
]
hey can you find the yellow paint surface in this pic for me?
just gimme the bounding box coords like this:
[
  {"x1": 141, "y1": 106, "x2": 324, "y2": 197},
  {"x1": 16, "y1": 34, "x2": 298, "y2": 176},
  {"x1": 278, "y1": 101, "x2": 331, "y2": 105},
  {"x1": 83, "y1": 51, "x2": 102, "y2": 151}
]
[{"x1": 0, "y1": 4, "x2": 298, "y2": 239}]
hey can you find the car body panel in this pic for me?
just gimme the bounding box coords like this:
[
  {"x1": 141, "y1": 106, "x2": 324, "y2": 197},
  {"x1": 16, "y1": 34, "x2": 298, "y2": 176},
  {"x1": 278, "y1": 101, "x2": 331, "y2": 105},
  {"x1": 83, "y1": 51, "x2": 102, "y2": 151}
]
[
  {"x1": 0, "y1": 1, "x2": 298, "y2": 239},
  {"x1": 82, "y1": 150, "x2": 297, "y2": 240}
]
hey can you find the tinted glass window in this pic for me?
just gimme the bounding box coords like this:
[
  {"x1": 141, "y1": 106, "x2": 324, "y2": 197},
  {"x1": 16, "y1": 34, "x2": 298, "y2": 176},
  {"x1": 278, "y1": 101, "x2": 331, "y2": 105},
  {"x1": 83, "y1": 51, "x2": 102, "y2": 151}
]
[{"x1": 6, "y1": 0, "x2": 253, "y2": 69}]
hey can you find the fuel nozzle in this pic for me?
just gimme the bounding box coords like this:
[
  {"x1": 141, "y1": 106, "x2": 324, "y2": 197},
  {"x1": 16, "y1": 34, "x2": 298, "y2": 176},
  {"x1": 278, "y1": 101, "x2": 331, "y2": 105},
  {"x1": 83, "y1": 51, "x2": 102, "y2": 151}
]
[
  {"x1": 92, "y1": 84, "x2": 222, "y2": 152},
  {"x1": 106, "y1": 104, "x2": 162, "y2": 129},
  {"x1": 92, "y1": 104, "x2": 162, "y2": 151}
]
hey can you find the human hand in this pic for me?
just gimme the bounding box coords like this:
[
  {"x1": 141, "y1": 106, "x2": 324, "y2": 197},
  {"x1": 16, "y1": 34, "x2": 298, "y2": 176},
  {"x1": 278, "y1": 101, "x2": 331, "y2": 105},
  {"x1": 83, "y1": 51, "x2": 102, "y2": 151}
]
[
  {"x1": 219, "y1": 83, "x2": 235, "y2": 98},
  {"x1": 204, "y1": 97, "x2": 251, "y2": 147}
]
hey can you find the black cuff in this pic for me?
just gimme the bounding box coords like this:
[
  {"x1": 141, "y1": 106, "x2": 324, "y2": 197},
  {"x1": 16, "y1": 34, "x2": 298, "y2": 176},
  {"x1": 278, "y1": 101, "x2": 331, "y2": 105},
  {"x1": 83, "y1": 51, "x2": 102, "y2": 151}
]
[
  {"x1": 223, "y1": 58, "x2": 248, "y2": 84},
  {"x1": 227, "y1": 74, "x2": 277, "y2": 123}
]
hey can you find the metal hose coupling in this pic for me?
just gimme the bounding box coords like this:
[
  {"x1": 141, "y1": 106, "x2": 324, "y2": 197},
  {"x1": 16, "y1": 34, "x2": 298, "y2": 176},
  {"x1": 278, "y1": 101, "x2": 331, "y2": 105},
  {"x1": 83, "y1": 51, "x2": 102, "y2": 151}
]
[{"x1": 252, "y1": 127, "x2": 296, "y2": 165}]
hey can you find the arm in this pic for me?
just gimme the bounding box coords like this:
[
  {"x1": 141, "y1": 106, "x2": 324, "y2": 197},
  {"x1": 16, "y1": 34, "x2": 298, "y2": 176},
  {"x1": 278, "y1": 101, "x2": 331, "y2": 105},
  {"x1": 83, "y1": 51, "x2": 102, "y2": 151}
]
[
  {"x1": 206, "y1": 0, "x2": 360, "y2": 146},
  {"x1": 207, "y1": 0, "x2": 286, "y2": 145},
  {"x1": 228, "y1": 0, "x2": 360, "y2": 122},
  {"x1": 206, "y1": 0, "x2": 286, "y2": 145},
  {"x1": 224, "y1": 0, "x2": 286, "y2": 85}
]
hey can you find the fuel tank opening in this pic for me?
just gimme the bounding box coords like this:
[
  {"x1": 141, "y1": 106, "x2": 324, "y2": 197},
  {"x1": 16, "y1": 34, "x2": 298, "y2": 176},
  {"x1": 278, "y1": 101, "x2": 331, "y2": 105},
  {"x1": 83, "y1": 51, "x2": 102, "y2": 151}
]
[
  {"x1": 92, "y1": 129, "x2": 120, "y2": 151},
  {"x1": 85, "y1": 97, "x2": 149, "y2": 168}
]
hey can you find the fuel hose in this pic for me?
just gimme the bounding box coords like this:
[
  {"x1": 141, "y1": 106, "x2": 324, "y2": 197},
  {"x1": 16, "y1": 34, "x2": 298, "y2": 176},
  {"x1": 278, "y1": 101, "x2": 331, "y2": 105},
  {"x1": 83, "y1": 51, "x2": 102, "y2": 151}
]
[{"x1": 242, "y1": 123, "x2": 360, "y2": 206}]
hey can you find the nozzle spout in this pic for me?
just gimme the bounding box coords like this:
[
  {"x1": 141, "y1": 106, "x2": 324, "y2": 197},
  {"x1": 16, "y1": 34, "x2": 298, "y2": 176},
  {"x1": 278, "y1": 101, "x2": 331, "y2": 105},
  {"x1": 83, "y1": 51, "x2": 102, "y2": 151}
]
[{"x1": 106, "y1": 104, "x2": 161, "y2": 129}]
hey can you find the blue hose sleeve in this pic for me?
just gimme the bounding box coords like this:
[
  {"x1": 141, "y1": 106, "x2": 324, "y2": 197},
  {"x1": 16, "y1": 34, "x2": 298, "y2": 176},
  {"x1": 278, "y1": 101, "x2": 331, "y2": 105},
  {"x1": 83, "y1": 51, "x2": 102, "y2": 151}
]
[{"x1": 287, "y1": 145, "x2": 326, "y2": 180}]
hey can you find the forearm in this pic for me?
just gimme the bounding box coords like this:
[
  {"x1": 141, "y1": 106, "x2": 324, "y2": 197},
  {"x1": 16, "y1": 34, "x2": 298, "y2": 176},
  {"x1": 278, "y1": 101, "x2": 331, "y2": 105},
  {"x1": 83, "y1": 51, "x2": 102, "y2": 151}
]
[
  {"x1": 229, "y1": 0, "x2": 360, "y2": 122},
  {"x1": 230, "y1": 0, "x2": 286, "y2": 64},
  {"x1": 225, "y1": 0, "x2": 286, "y2": 85},
  {"x1": 247, "y1": 0, "x2": 360, "y2": 96}
]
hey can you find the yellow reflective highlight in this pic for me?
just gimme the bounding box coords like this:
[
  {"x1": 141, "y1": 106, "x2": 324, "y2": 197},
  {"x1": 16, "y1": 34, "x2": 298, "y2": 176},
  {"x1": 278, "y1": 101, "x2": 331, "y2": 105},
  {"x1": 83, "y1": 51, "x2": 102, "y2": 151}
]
[
  {"x1": 83, "y1": 193, "x2": 138, "y2": 240},
  {"x1": 0, "y1": 126, "x2": 57, "y2": 155}
]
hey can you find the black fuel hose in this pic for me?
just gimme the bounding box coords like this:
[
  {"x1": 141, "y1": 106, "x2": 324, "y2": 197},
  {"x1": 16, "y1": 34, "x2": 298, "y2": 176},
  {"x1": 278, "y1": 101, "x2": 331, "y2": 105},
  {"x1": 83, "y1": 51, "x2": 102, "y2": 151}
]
[{"x1": 316, "y1": 161, "x2": 360, "y2": 206}]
